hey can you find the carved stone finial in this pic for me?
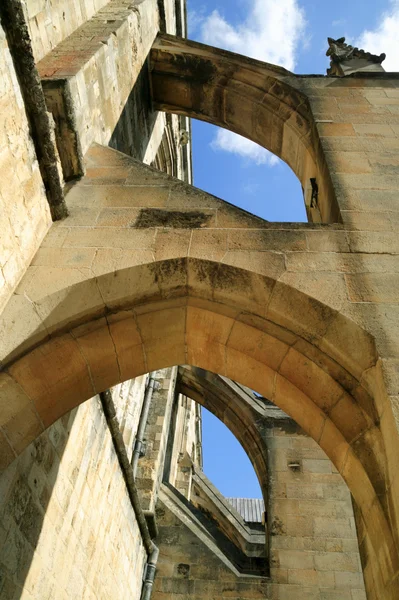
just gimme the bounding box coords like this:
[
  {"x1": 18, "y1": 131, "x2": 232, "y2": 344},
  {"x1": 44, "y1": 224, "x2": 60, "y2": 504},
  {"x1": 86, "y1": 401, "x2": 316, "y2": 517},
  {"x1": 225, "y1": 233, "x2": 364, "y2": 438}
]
[{"x1": 326, "y1": 37, "x2": 386, "y2": 76}]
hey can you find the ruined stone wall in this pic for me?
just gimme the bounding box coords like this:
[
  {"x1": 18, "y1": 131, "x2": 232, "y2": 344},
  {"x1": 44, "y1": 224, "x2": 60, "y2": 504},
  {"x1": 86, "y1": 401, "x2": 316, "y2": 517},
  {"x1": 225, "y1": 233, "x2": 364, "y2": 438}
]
[
  {"x1": 0, "y1": 22, "x2": 51, "y2": 314},
  {"x1": 0, "y1": 378, "x2": 147, "y2": 600}
]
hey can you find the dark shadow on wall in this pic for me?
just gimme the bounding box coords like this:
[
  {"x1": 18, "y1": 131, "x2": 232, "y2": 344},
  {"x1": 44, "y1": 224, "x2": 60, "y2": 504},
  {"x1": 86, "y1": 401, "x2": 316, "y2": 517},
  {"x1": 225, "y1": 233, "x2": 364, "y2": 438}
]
[
  {"x1": 0, "y1": 408, "x2": 83, "y2": 598},
  {"x1": 109, "y1": 58, "x2": 159, "y2": 162}
]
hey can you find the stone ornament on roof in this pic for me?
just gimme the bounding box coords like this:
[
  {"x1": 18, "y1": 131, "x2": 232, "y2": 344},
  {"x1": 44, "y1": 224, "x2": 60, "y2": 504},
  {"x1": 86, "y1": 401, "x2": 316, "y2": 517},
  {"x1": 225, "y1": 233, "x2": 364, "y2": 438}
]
[{"x1": 326, "y1": 37, "x2": 386, "y2": 76}]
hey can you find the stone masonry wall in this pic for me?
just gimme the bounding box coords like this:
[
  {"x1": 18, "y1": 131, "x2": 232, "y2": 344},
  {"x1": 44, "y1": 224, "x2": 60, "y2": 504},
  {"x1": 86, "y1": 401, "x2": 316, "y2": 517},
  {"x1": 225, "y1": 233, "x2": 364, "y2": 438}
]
[
  {"x1": 0, "y1": 378, "x2": 147, "y2": 600},
  {"x1": 26, "y1": 0, "x2": 111, "y2": 62},
  {"x1": 113, "y1": 375, "x2": 147, "y2": 451},
  {"x1": 0, "y1": 0, "x2": 184, "y2": 335},
  {"x1": 36, "y1": 0, "x2": 186, "y2": 179},
  {"x1": 1, "y1": 0, "x2": 185, "y2": 312},
  {"x1": 26, "y1": 0, "x2": 186, "y2": 63},
  {"x1": 153, "y1": 394, "x2": 365, "y2": 600},
  {"x1": 267, "y1": 420, "x2": 366, "y2": 600},
  {"x1": 135, "y1": 368, "x2": 177, "y2": 513},
  {"x1": 0, "y1": 21, "x2": 52, "y2": 314},
  {"x1": 167, "y1": 394, "x2": 202, "y2": 499},
  {"x1": 154, "y1": 493, "x2": 270, "y2": 600}
]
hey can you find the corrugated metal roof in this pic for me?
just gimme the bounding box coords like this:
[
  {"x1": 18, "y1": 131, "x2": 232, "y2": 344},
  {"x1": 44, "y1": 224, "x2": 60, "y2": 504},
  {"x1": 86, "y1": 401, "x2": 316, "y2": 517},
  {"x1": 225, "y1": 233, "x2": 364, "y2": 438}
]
[{"x1": 226, "y1": 498, "x2": 265, "y2": 523}]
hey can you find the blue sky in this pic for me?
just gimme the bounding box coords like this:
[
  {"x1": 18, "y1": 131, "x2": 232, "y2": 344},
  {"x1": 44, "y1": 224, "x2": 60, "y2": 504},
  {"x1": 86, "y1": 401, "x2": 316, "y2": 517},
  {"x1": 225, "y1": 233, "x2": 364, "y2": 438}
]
[
  {"x1": 188, "y1": 0, "x2": 398, "y2": 222},
  {"x1": 187, "y1": 0, "x2": 398, "y2": 498},
  {"x1": 201, "y1": 408, "x2": 262, "y2": 498}
]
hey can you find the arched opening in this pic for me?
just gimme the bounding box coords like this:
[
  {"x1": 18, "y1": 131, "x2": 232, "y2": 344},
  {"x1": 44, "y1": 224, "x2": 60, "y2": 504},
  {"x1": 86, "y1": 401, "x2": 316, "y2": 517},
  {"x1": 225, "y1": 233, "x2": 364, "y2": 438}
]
[
  {"x1": 176, "y1": 366, "x2": 269, "y2": 506},
  {"x1": 0, "y1": 363, "x2": 369, "y2": 596},
  {"x1": 162, "y1": 366, "x2": 270, "y2": 576},
  {"x1": 149, "y1": 34, "x2": 341, "y2": 223},
  {"x1": 1, "y1": 257, "x2": 398, "y2": 597},
  {"x1": 200, "y1": 407, "x2": 262, "y2": 498},
  {"x1": 191, "y1": 119, "x2": 307, "y2": 222}
]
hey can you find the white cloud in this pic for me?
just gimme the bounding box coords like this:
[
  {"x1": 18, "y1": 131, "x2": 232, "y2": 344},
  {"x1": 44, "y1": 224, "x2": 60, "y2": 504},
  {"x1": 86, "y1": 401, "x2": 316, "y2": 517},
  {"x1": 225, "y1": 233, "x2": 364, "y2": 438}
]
[
  {"x1": 200, "y1": 0, "x2": 306, "y2": 71},
  {"x1": 198, "y1": 0, "x2": 306, "y2": 167},
  {"x1": 211, "y1": 129, "x2": 280, "y2": 166},
  {"x1": 188, "y1": 8, "x2": 206, "y2": 36},
  {"x1": 354, "y1": 0, "x2": 399, "y2": 71}
]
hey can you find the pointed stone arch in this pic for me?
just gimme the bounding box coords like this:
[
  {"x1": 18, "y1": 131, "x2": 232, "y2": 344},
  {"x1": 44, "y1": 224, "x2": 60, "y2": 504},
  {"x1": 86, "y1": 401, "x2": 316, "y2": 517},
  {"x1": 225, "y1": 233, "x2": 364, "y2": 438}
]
[
  {"x1": 0, "y1": 143, "x2": 398, "y2": 598},
  {"x1": 176, "y1": 365, "x2": 270, "y2": 505},
  {"x1": 150, "y1": 34, "x2": 340, "y2": 223},
  {"x1": 1, "y1": 255, "x2": 397, "y2": 597}
]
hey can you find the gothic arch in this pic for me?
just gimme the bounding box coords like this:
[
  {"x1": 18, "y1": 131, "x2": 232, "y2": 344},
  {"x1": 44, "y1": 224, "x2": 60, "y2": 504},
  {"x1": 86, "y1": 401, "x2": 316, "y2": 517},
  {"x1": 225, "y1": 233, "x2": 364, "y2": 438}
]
[
  {"x1": 0, "y1": 140, "x2": 398, "y2": 597},
  {"x1": 176, "y1": 365, "x2": 270, "y2": 504},
  {"x1": 0, "y1": 257, "x2": 398, "y2": 596},
  {"x1": 150, "y1": 35, "x2": 340, "y2": 223}
]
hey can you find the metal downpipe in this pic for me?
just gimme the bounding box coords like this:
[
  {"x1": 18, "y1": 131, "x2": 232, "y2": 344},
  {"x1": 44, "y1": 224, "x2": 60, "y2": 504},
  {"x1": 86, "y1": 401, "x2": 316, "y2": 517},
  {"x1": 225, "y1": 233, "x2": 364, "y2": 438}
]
[
  {"x1": 99, "y1": 389, "x2": 159, "y2": 600},
  {"x1": 141, "y1": 544, "x2": 159, "y2": 600},
  {"x1": 132, "y1": 374, "x2": 158, "y2": 477}
]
